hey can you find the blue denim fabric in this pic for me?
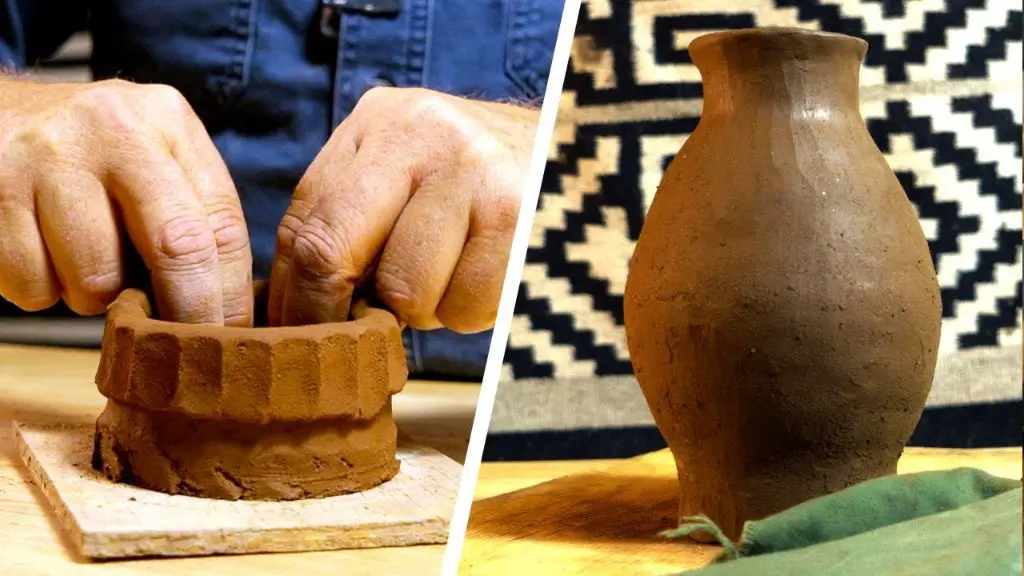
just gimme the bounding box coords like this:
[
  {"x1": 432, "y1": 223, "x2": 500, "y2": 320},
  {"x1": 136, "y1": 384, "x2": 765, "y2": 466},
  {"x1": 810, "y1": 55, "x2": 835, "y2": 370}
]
[{"x1": 0, "y1": 0, "x2": 563, "y2": 379}]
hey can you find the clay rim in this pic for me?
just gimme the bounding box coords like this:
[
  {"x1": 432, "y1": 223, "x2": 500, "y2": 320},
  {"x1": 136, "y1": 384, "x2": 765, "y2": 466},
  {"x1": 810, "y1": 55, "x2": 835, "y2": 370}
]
[
  {"x1": 688, "y1": 26, "x2": 869, "y2": 55},
  {"x1": 95, "y1": 288, "x2": 408, "y2": 423},
  {"x1": 106, "y1": 288, "x2": 400, "y2": 340}
]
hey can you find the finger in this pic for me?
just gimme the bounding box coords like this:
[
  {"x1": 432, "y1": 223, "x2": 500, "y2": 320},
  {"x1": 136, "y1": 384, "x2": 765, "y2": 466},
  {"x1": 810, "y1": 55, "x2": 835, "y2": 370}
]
[
  {"x1": 36, "y1": 170, "x2": 123, "y2": 316},
  {"x1": 266, "y1": 159, "x2": 344, "y2": 326},
  {"x1": 267, "y1": 122, "x2": 361, "y2": 326},
  {"x1": 168, "y1": 109, "x2": 254, "y2": 327},
  {"x1": 0, "y1": 189, "x2": 61, "y2": 311},
  {"x1": 435, "y1": 190, "x2": 519, "y2": 333},
  {"x1": 278, "y1": 135, "x2": 414, "y2": 326},
  {"x1": 375, "y1": 176, "x2": 471, "y2": 329},
  {"x1": 105, "y1": 144, "x2": 224, "y2": 324}
]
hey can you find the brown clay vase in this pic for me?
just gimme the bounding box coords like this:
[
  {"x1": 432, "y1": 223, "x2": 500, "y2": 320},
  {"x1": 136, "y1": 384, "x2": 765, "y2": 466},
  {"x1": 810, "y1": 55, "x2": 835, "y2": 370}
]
[
  {"x1": 622, "y1": 28, "x2": 941, "y2": 541},
  {"x1": 91, "y1": 283, "x2": 408, "y2": 501}
]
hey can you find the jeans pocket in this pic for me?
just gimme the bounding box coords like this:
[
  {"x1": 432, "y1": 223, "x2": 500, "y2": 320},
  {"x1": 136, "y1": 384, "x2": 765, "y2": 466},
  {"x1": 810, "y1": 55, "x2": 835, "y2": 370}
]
[{"x1": 504, "y1": 0, "x2": 564, "y2": 99}]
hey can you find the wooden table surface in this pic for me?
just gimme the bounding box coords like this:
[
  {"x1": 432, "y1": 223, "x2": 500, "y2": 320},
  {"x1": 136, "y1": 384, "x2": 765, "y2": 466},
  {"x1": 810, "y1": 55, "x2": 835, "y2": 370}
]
[
  {"x1": 8, "y1": 342, "x2": 1022, "y2": 575},
  {"x1": 0, "y1": 343, "x2": 480, "y2": 576},
  {"x1": 463, "y1": 443, "x2": 1023, "y2": 575}
]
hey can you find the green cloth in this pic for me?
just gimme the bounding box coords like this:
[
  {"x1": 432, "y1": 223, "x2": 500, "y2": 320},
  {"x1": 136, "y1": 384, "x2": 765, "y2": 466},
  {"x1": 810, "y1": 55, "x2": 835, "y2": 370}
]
[{"x1": 662, "y1": 468, "x2": 1022, "y2": 576}]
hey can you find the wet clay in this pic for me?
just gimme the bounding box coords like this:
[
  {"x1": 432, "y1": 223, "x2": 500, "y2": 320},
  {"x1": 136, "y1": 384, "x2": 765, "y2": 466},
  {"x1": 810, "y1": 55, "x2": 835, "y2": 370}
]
[
  {"x1": 622, "y1": 28, "x2": 941, "y2": 541},
  {"x1": 92, "y1": 285, "x2": 408, "y2": 500},
  {"x1": 93, "y1": 399, "x2": 399, "y2": 500}
]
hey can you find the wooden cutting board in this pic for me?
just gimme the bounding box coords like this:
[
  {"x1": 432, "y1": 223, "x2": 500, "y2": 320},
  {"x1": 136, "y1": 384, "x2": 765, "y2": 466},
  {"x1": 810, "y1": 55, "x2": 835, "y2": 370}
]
[
  {"x1": 460, "y1": 447, "x2": 1024, "y2": 575},
  {"x1": 15, "y1": 421, "x2": 461, "y2": 559},
  {"x1": 0, "y1": 343, "x2": 478, "y2": 575}
]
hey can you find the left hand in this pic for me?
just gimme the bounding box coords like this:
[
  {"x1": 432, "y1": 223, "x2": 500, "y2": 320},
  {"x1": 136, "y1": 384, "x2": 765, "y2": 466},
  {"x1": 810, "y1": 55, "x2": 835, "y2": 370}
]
[{"x1": 267, "y1": 87, "x2": 539, "y2": 332}]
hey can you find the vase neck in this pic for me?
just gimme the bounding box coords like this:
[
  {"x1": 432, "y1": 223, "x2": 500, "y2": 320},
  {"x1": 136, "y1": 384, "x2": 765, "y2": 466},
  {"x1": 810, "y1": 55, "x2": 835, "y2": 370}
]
[{"x1": 690, "y1": 28, "x2": 867, "y2": 120}]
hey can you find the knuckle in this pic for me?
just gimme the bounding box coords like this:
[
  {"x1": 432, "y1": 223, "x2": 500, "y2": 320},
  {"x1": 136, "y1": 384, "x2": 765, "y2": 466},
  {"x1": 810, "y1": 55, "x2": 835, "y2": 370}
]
[
  {"x1": 464, "y1": 130, "x2": 503, "y2": 164},
  {"x1": 375, "y1": 262, "x2": 425, "y2": 316},
  {"x1": 350, "y1": 86, "x2": 395, "y2": 121},
  {"x1": 275, "y1": 212, "x2": 305, "y2": 255},
  {"x1": 291, "y1": 218, "x2": 350, "y2": 278},
  {"x1": 484, "y1": 191, "x2": 522, "y2": 233},
  {"x1": 420, "y1": 107, "x2": 488, "y2": 167},
  {"x1": 13, "y1": 121, "x2": 66, "y2": 161},
  {"x1": 65, "y1": 275, "x2": 118, "y2": 316},
  {"x1": 0, "y1": 179, "x2": 29, "y2": 208},
  {"x1": 408, "y1": 91, "x2": 455, "y2": 121},
  {"x1": 360, "y1": 85, "x2": 396, "y2": 105},
  {"x1": 144, "y1": 83, "x2": 192, "y2": 117},
  {"x1": 206, "y1": 204, "x2": 250, "y2": 257},
  {"x1": 72, "y1": 81, "x2": 137, "y2": 130},
  {"x1": 154, "y1": 214, "x2": 218, "y2": 272},
  {"x1": 404, "y1": 93, "x2": 463, "y2": 136},
  {"x1": 76, "y1": 266, "x2": 122, "y2": 302},
  {"x1": 221, "y1": 289, "x2": 254, "y2": 327}
]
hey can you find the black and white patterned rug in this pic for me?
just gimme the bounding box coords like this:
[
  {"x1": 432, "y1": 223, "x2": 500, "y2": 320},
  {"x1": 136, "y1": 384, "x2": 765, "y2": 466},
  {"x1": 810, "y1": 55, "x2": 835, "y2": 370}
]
[{"x1": 488, "y1": 0, "x2": 1023, "y2": 459}]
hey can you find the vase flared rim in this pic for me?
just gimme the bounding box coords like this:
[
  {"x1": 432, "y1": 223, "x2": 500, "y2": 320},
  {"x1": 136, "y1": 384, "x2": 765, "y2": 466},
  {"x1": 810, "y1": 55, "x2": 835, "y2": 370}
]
[{"x1": 689, "y1": 27, "x2": 868, "y2": 54}]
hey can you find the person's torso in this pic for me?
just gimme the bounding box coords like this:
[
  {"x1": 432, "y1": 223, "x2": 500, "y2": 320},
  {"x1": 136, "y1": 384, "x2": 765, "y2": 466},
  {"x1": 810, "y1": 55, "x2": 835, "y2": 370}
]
[
  {"x1": 32, "y1": 1, "x2": 563, "y2": 379},
  {"x1": 88, "y1": 0, "x2": 562, "y2": 275}
]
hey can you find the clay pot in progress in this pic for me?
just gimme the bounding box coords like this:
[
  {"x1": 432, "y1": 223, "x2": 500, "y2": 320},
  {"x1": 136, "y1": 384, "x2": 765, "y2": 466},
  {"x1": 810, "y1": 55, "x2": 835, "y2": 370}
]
[
  {"x1": 92, "y1": 287, "x2": 408, "y2": 501},
  {"x1": 622, "y1": 28, "x2": 941, "y2": 540}
]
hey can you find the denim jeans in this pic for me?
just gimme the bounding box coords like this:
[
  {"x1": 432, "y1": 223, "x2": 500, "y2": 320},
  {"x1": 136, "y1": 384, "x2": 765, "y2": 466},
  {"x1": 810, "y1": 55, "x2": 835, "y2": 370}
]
[{"x1": 0, "y1": 0, "x2": 563, "y2": 379}]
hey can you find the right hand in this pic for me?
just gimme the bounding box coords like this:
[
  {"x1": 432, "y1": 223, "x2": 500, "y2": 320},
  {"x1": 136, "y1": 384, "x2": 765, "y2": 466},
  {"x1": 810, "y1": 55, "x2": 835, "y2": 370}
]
[{"x1": 0, "y1": 78, "x2": 253, "y2": 325}]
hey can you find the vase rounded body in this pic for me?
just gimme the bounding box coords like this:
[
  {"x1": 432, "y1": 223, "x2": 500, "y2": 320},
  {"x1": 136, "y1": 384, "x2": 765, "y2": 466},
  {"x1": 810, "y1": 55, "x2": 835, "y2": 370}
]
[{"x1": 622, "y1": 28, "x2": 941, "y2": 540}]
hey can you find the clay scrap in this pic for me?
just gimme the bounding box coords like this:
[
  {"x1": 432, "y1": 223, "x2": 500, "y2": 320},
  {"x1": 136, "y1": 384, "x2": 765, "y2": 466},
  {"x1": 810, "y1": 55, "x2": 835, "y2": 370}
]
[{"x1": 92, "y1": 286, "x2": 408, "y2": 501}]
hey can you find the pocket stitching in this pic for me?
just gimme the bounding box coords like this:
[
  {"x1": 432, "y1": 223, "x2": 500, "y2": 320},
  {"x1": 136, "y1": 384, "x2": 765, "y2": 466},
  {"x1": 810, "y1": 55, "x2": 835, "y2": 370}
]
[
  {"x1": 209, "y1": 0, "x2": 258, "y2": 107},
  {"x1": 505, "y1": 0, "x2": 547, "y2": 99}
]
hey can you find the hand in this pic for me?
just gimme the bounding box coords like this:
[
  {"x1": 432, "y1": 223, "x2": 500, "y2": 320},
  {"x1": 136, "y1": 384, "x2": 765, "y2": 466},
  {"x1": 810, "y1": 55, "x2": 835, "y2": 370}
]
[
  {"x1": 268, "y1": 87, "x2": 538, "y2": 332},
  {"x1": 0, "y1": 78, "x2": 253, "y2": 325}
]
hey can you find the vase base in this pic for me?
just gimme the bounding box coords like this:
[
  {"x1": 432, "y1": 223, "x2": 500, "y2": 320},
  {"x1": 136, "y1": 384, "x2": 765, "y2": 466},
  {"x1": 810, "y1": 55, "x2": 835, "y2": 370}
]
[{"x1": 676, "y1": 455, "x2": 899, "y2": 541}]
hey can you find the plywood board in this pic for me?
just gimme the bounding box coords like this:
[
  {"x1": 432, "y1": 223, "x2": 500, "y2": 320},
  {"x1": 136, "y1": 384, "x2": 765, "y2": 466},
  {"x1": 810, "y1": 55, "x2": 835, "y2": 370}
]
[{"x1": 14, "y1": 421, "x2": 460, "y2": 559}]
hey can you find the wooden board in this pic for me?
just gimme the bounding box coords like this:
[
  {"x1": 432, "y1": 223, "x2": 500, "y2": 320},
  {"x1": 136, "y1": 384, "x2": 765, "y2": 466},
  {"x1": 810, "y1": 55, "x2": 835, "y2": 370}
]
[
  {"x1": 15, "y1": 421, "x2": 461, "y2": 559},
  {"x1": 461, "y1": 447, "x2": 1024, "y2": 575},
  {"x1": 0, "y1": 344, "x2": 476, "y2": 575}
]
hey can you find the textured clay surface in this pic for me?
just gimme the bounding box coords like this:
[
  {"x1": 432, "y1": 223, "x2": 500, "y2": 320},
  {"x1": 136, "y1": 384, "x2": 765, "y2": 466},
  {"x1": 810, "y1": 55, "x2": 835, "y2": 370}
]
[
  {"x1": 94, "y1": 289, "x2": 407, "y2": 423},
  {"x1": 92, "y1": 286, "x2": 408, "y2": 500},
  {"x1": 93, "y1": 399, "x2": 400, "y2": 500},
  {"x1": 622, "y1": 28, "x2": 942, "y2": 541}
]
